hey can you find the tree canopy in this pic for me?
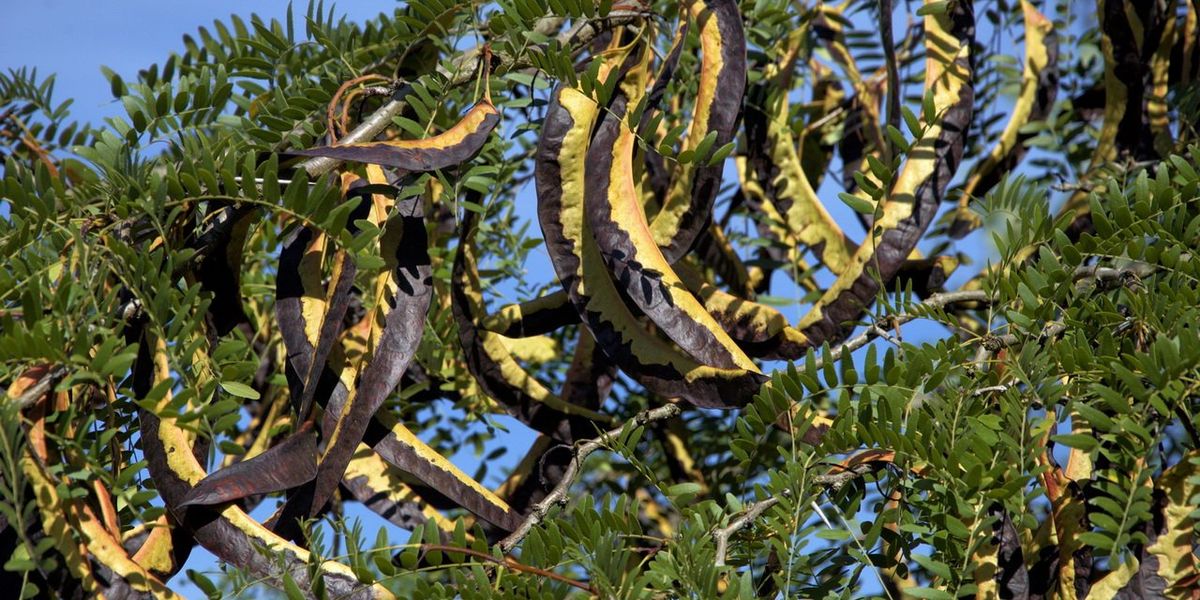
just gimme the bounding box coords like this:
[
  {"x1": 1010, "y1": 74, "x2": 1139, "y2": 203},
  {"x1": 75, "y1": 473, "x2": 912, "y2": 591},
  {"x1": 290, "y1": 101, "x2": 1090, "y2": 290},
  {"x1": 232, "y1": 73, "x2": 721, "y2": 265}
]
[{"x1": 2, "y1": 0, "x2": 1200, "y2": 598}]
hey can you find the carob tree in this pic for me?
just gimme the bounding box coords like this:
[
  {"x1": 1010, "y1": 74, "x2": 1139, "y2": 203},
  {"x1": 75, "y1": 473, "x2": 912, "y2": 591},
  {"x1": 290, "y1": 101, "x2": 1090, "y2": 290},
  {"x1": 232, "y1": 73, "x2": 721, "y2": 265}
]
[{"x1": 2, "y1": 0, "x2": 1200, "y2": 598}]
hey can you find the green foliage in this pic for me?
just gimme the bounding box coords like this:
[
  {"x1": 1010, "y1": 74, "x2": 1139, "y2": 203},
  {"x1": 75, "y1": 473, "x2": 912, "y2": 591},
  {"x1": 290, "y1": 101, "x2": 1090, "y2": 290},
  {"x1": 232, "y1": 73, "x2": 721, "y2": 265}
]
[{"x1": 2, "y1": 0, "x2": 1199, "y2": 598}]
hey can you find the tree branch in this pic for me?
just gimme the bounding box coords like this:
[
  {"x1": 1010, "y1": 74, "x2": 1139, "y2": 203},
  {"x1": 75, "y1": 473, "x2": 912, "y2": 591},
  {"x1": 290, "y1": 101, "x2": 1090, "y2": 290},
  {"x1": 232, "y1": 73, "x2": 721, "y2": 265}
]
[
  {"x1": 814, "y1": 290, "x2": 993, "y2": 370},
  {"x1": 713, "y1": 495, "x2": 782, "y2": 567},
  {"x1": 498, "y1": 403, "x2": 682, "y2": 553},
  {"x1": 713, "y1": 461, "x2": 888, "y2": 566}
]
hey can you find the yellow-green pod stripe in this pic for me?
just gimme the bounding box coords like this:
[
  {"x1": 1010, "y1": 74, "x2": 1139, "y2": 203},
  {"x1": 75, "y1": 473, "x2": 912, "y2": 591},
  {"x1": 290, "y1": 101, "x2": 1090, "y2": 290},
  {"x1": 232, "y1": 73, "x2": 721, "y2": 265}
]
[
  {"x1": 586, "y1": 94, "x2": 761, "y2": 371},
  {"x1": 795, "y1": 0, "x2": 974, "y2": 346},
  {"x1": 365, "y1": 411, "x2": 521, "y2": 532},
  {"x1": 136, "y1": 339, "x2": 392, "y2": 599},
  {"x1": 537, "y1": 85, "x2": 765, "y2": 409},
  {"x1": 950, "y1": 0, "x2": 1058, "y2": 238},
  {"x1": 342, "y1": 447, "x2": 456, "y2": 533},
  {"x1": 648, "y1": 0, "x2": 747, "y2": 261},
  {"x1": 452, "y1": 208, "x2": 614, "y2": 441}
]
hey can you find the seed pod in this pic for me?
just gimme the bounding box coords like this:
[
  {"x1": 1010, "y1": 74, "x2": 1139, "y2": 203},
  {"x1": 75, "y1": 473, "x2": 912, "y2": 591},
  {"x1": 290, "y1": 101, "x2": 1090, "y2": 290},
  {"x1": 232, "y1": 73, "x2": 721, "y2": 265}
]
[
  {"x1": 949, "y1": 0, "x2": 1058, "y2": 238},
  {"x1": 795, "y1": 0, "x2": 975, "y2": 347},
  {"x1": 648, "y1": 0, "x2": 747, "y2": 261},
  {"x1": 137, "y1": 337, "x2": 392, "y2": 599},
  {"x1": 452, "y1": 207, "x2": 613, "y2": 441},
  {"x1": 291, "y1": 100, "x2": 500, "y2": 171},
  {"x1": 537, "y1": 84, "x2": 765, "y2": 409},
  {"x1": 585, "y1": 96, "x2": 761, "y2": 371}
]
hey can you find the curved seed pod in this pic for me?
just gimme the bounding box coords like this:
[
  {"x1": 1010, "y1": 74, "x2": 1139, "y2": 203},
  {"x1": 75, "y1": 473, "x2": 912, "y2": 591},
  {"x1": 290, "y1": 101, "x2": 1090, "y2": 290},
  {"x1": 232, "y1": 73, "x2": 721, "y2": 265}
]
[
  {"x1": 648, "y1": 0, "x2": 747, "y2": 261},
  {"x1": 478, "y1": 289, "x2": 577, "y2": 337},
  {"x1": 141, "y1": 412, "x2": 389, "y2": 600},
  {"x1": 744, "y1": 28, "x2": 856, "y2": 276},
  {"x1": 17, "y1": 383, "x2": 182, "y2": 599},
  {"x1": 586, "y1": 94, "x2": 761, "y2": 371},
  {"x1": 341, "y1": 446, "x2": 457, "y2": 533},
  {"x1": 285, "y1": 167, "x2": 434, "y2": 527},
  {"x1": 271, "y1": 172, "x2": 517, "y2": 534},
  {"x1": 192, "y1": 203, "x2": 257, "y2": 336},
  {"x1": 273, "y1": 168, "x2": 430, "y2": 533},
  {"x1": 295, "y1": 243, "x2": 356, "y2": 421},
  {"x1": 949, "y1": 0, "x2": 1058, "y2": 238},
  {"x1": 1057, "y1": 1, "x2": 1164, "y2": 234},
  {"x1": 135, "y1": 337, "x2": 391, "y2": 599},
  {"x1": 452, "y1": 208, "x2": 613, "y2": 436},
  {"x1": 291, "y1": 100, "x2": 500, "y2": 171},
  {"x1": 816, "y1": 4, "x2": 886, "y2": 182},
  {"x1": 1148, "y1": 1, "x2": 1175, "y2": 157},
  {"x1": 184, "y1": 176, "x2": 366, "y2": 511},
  {"x1": 732, "y1": 158, "x2": 812, "y2": 293},
  {"x1": 537, "y1": 84, "x2": 765, "y2": 409},
  {"x1": 22, "y1": 454, "x2": 182, "y2": 599},
  {"x1": 794, "y1": 0, "x2": 975, "y2": 346}
]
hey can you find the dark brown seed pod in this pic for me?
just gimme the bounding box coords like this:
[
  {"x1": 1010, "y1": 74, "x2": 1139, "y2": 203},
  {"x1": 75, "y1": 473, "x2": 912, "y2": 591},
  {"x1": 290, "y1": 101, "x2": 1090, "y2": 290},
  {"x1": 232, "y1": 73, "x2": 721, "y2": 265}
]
[
  {"x1": 537, "y1": 84, "x2": 765, "y2": 409},
  {"x1": 795, "y1": 0, "x2": 975, "y2": 348},
  {"x1": 648, "y1": 0, "x2": 747, "y2": 262},
  {"x1": 290, "y1": 100, "x2": 500, "y2": 171}
]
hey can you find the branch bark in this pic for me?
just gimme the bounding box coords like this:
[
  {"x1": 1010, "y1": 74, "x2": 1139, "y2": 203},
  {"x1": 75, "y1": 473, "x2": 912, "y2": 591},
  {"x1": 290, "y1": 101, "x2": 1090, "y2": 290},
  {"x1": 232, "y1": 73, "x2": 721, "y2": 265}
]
[{"x1": 498, "y1": 403, "x2": 681, "y2": 553}]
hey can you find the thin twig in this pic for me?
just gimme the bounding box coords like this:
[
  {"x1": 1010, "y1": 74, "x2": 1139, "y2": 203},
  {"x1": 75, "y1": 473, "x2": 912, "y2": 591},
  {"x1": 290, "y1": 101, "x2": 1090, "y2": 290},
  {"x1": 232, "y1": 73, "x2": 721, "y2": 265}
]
[
  {"x1": 812, "y1": 290, "x2": 994, "y2": 370},
  {"x1": 498, "y1": 403, "x2": 682, "y2": 553},
  {"x1": 712, "y1": 460, "x2": 894, "y2": 567},
  {"x1": 419, "y1": 544, "x2": 595, "y2": 593},
  {"x1": 713, "y1": 495, "x2": 782, "y2": 567},
  {"x1": 10, "y1": 366, "x2": 67, "y2": 409}
]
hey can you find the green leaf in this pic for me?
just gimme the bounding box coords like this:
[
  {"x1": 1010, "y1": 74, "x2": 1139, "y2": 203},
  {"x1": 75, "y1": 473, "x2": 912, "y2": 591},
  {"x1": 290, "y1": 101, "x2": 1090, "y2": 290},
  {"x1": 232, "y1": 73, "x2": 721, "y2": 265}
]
[
  {"x1": 916, "y1": 1, "x2": 949, "y2": 17},
  {"x1": 838, "y1": 192, "x2": 875, "y2": 214},
  {"x1": 219, "y1": 381, "x2": 260, "y2": 400}
]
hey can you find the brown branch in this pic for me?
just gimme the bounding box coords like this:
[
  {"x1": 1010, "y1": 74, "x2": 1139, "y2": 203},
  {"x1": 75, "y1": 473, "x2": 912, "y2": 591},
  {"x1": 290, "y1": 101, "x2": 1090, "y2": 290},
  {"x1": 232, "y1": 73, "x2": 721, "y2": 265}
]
[
  {"x1": 713, "y1": 495, "x2": 782, "y2": 567},
  {"x1": 812, "y1": 290, "x2": 993, "y2": 370},
  {"x1": 10, "y1": 365, "x2": 67, "y2": 410},
  {"x1": 498, "y1": 403, "x2": 682, "y2": 553},
  {"x1": 418, "y1": 544, "x2": 595, "y2": 593}
]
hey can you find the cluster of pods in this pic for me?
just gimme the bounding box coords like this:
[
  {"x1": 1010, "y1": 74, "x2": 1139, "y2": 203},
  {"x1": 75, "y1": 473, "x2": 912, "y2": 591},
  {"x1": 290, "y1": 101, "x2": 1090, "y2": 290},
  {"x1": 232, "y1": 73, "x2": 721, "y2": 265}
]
[{"x1": 16, "y1": 0, "x2": 1090, "y2": 595}]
